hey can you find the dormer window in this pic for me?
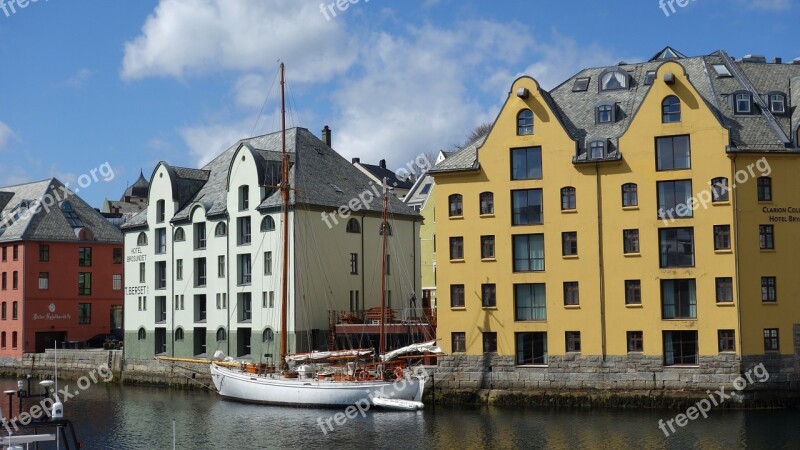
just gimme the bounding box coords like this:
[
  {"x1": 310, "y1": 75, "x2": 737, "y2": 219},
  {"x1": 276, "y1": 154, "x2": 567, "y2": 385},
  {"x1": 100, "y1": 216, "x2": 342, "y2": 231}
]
[
  {"x1": 769, "y1": 93, "x2": 786, "y2": 114},
  {"x1": 590, "y1": 141, "x2": 606, "y2": 159},
  {"x1": 597, "y1": 104, "x2": 614, "y2": 124},
  {"x1": 644, "y1": 71, "x2": 657, "y2": 85},
  {"x1": 600, "y1": 69, "x2": 628, "y2": 91},
  {"x1": 572, "y1": 77, "x2": 590, "y2": 92},
  {"x1": 734, "y1": 93, "x2": 752, "y2": 114},
  {"x1": 517, "y1": 109, "x2": 534, "y2": 135}
]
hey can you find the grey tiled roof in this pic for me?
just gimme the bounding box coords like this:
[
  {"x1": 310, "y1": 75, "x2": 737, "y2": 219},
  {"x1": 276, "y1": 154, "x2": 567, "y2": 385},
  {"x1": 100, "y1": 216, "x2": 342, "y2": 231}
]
[
  {"x1": 0, "y1": 178, "x2": 122, "y2": 243},
  {"x1": 429, "y1": 136, "x2": 486, "y2": 173},
  {"x1": 356, "y1": 162, "x2": 414, "y2": 190}
]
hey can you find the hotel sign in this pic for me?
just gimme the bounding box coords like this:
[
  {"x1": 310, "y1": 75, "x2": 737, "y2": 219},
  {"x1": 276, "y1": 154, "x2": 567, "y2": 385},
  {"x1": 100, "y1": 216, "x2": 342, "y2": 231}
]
[
  {"x1": 126, "y1": 246, "x2": 147, "y2": 263},
  {"x1": 762, "y1": 206, "x2": 800, "y2": 223}
]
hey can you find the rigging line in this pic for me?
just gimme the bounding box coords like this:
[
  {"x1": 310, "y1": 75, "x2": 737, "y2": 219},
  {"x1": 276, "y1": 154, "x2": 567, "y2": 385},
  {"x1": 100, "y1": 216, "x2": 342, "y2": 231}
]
[
  {"x1": 284, "y1": 75, "x2": 301, "y2": 129},
  {"x1": 387, "y1": 210, "x2": 416, "y2": 293},
  {"x1": 251, "y1": 68, "x2": 280, "y2": 138}
]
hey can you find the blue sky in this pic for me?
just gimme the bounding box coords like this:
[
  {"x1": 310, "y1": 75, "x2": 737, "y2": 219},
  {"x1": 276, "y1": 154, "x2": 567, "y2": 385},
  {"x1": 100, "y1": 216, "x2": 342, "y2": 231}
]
[{"x1": 0, "y1": 0, "x2": 796, "y2": 207}]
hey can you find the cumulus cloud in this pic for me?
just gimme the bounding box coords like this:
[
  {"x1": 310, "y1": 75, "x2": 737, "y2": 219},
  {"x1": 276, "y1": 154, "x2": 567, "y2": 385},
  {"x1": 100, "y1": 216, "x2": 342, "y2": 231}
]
[
  {"x1": 0, "y1": 121, "x2": 15, "y2": 150},
  {"x1": 121, "y1": 0, "x2": 355, "y2": 83}
]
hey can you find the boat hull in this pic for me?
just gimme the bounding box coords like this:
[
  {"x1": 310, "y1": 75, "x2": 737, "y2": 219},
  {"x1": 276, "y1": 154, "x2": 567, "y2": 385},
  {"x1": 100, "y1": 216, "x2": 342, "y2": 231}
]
[{"x1": 210, "y1": 364, "x2": 425, "y2": 407}]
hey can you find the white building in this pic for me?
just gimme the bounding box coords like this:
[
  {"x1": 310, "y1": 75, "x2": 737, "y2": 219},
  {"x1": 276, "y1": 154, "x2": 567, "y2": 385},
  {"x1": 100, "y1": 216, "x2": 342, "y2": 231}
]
[{"x1": 122, "y1": 128, "x2": 421, "y2": 362}]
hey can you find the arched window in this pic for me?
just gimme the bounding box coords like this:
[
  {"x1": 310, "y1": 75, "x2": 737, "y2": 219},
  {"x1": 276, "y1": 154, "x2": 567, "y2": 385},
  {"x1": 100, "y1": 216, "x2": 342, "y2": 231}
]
[
  {"x1": 590, "y1": 141, "x2": 606, "y2": 159},
  {"x1": 479, "y1": 192, "x2": 494, "y2": 215},
  {"x1": 561, "y1": 187, "x2": 576, "y2": 211},
  {"x1": 174, "y1": 227, "x2": 186, "y2": 242},
  {"x1": 216, "y1": 328, "x2": 227, "y2": 342},
  {"x1": 137, "y1": 328, "x2": 146, "y2": 340},
  {"x1": 215, "y1": 222, "x2": 227, "y2": 237},
  {"x1": 263, "y1": 328, "x2": 274, "y2": 342},
  {"x1": 662, "y1": 96, "x2": 681, "y2": 123},
  {"x1": 261, "y1": 216, "x2": 276, "y2": 232},
  {"x1": 600, "y1": 69, "x2": 628, "y2": 91},
  {"x1": 379, "y1": 222, "x2": 393, "y2": 236},
  {"x1": 757, "y1": 177, "x2": 772, "y2": 201},
  {"x1": 449, "y1": 194, "x2": 463, "y2": 217},
  {"x1": 597, "y1": 104, "x2": 614, "y2": 124},
  {"x1": 175, "y1": 327, "x2": 184, "y2": 341},
  {"x1": 711, "y1": 177, "x2": 729, "y2": 202},
  {"x1": 156, "y1": 200, "x2": 165, "y2": 223},
  {"x1": 517, "y1": 109, "x2": 533, "y2": 135},
  {"x1": 622, "y1": 183, "x2": 638, "y2": 207},
  {"x1": 238, "y1": 185, "x2": 250, "y2": 211},
  {"x1": 137, "y1": 232, "x2": 148, "y2": 246},
  {"x1": 346, "y1": 218, "x2": 361, "y2": 233}
]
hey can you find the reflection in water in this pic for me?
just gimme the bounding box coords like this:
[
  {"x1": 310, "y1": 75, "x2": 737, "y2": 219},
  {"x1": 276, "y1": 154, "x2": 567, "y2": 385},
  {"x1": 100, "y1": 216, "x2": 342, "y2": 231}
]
[{"x1": 0, "y1": 378, "x2": 796, "y2": 449}]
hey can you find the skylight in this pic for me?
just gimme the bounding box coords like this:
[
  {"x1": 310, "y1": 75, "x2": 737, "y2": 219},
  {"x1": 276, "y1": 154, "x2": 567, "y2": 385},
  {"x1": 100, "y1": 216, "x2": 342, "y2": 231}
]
[
  {"x1": 713, "y1": 64, "x2": 732, "y2": 77},
  {"x1": 644, "y1": 71, "x2": 657, "y2": 85},
  {"x1": 572, "y1": 77, "x2": 590, "y2": 92}
]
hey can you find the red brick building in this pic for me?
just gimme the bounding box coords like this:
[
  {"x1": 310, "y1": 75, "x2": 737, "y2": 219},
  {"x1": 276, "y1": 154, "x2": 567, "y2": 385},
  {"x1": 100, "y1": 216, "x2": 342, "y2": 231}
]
[{"x1": 0, "y1": 179, "x2": 123, "y2": 356}]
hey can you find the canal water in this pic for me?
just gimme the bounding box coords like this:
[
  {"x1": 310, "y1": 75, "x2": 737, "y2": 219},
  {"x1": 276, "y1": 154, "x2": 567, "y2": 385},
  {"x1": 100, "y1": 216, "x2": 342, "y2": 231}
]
[{"x1": 0, "y1": 378, "x2": 797, "y2": 449}]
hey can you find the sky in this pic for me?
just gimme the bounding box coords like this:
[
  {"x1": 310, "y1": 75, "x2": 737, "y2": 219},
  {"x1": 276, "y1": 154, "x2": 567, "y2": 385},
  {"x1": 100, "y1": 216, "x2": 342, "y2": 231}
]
[{"x1": 0, "y1": 0, "x2": 797, "y2": 207}]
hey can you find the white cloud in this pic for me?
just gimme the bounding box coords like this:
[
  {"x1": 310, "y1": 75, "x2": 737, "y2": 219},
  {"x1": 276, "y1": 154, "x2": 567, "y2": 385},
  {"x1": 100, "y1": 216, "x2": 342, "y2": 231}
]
[
  {"x1": 64, "y1": 68, "x2": 93, "y2": 88},
  {"x1": 0, "y1": 121, "x2": 15, "y2": 150},
  {"x1": 121, "y1": 0, "x2": 356, "y2": 83}
]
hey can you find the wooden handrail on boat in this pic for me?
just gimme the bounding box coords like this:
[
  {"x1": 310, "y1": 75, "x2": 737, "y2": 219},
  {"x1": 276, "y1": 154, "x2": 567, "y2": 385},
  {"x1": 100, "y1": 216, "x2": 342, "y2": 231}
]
[{"x1": 155, "y1": 356, "x2": 241, "y2": 368}]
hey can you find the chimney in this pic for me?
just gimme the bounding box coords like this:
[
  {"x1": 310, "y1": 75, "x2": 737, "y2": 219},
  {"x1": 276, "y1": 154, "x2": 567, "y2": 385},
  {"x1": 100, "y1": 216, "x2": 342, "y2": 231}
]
[
  {"x1": 352, "y1": 157, "x2": 360, "y2": 164},
  {"x1": 379, "y1": 159, "x2": 386, "y2": 169},
  {"x1": 321, "y1": 125, "x2": 332, "y2": 147},
  {"x1": 774, "y1": 57, "x2": 783, "y2": 64}
]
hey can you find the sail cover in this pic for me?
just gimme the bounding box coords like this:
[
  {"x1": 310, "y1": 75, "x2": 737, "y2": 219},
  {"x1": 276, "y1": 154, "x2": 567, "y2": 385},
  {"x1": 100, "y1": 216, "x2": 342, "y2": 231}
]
[
  {"x1": 285, "y1": 349, "x2": 373, "y2": 363},
  {"x1": 380, "y1": 340, "x2": 446, "y2": 362}
]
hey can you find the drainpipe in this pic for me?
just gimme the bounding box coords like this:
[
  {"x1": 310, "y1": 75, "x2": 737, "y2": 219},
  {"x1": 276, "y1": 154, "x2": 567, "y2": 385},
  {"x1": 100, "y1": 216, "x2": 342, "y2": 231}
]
[
  {"x1": 731, "y1": 155, "x2": 743, "y2": 369},
  {"x1": 170, "y1": 223, "x2": 175, "y2": 357},
  {"x1": 226, "y1": 213, "x2": 231, "y2": 357},
  {"x1": 361, "y1": 212, "x2": 366, "y2": 313},
  {"x1": 595, "y1": 163, "x2": 607, "y2": 362}
]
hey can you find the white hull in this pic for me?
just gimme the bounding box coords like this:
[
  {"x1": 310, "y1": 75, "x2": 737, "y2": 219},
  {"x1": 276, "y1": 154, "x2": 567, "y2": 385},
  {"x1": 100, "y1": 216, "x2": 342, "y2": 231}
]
[
  {"x1": 210, "y1": 364, "x2": 425, "y2": 407},
  {"x1": 372, "y1": 397, "x2": 424, "y2": 411}
]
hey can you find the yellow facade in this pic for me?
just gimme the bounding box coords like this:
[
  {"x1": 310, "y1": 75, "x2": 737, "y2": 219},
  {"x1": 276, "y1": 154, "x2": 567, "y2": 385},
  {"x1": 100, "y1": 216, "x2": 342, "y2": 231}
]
[{"x1": 432, "y1": 57, "x2": 800, "y2": 367}]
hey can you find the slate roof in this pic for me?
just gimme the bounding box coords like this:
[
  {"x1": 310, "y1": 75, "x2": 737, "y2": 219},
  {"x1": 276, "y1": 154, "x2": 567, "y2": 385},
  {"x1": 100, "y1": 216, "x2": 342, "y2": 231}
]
[
  {"x1": 123, "y1": 128, "x2": 419, "y2": 229},
  {"x1": 0, "y1": 178, "x2": 122, "y2": 243},
  {"x1": 121, "y1": 171, "x2": 150, "y2": 200},
  {"x1": 432, "y1": 49, "x2": 800, "y2": 172},
  {"x1": 355, "y1": 161, "x2": 414, "y2": 190},
  {"x1": 429, "y1": 136, "x2": 486, "y2": 173}
]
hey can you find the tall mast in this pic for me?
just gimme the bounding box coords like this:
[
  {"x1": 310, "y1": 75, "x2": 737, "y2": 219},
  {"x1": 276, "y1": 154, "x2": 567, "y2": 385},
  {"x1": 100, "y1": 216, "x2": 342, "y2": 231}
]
[
  {"x1": 379, "y1": 184, "x2": 388, "y2": 357},
  {"x1": 279, "y1": 63, "x2": 290, "y2": 369}
]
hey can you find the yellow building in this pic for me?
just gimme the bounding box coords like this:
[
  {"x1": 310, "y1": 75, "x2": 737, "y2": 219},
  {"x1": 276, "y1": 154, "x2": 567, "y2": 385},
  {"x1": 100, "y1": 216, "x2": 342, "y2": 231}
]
[{"x1": 430, "y1": 48, "x2": 800, "y2": 392}]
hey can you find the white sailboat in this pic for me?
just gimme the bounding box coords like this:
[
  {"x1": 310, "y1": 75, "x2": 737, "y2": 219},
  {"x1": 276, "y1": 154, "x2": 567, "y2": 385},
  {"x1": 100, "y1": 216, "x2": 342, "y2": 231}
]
[{"x1": 210, "y1": 63, "x2": 441, "y2": 407}]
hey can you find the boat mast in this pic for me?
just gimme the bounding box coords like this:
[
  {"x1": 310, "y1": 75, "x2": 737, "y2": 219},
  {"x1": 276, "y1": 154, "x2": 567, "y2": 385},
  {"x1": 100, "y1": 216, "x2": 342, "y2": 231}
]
[
  {"x1": 279, "y1": 63, "x2": 290, "y2": 369},
  {"x1": 379, "y1": 183, "x2": 388, "y2": 357}
]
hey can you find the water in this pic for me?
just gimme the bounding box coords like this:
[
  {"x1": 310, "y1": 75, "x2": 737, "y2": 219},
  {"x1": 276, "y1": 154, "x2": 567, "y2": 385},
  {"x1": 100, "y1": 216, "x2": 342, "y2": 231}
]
[{"x1": 0, "y1": 378, "x2": 798, "y2": 449}]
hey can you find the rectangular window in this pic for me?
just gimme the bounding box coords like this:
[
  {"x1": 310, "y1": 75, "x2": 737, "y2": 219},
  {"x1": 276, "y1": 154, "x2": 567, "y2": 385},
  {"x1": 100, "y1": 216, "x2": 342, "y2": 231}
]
[
  {"x1": 12, "y1": 245, "x2": 17, "y2": 261},
  {"x1": 661, "y1": 279, "x2": 697, "y2": 319},
  {"x1": 565, "y1": 331, "x2": 581, "y2": 353},
  {"x1": 237, "y1": 217, "x2": 252, "y2": 245},
  {"x1": 2, "y1": 272, "x2": 6, "y2": 290},
  {"x1": 194, "y1": 295, "x2": 207, "y2": 322},
  {"x1": 659, "y1": 227, "x2": 695, "y2": 267},
  {"x1": 514, "y1": 283, "x2": 546, "y2": 321},
  {"x1": 622, "y1": 184, "x2": 638, "y2": 207},
  {"x1": 657, "y1": 180, "x2": 693, "y2": 218},
  {"x1": 511, "y1": 189, "x2": 543, "y2": 225},
  {"x1": 450, "y1": 284, "x2": 465, "y2": 308},
  {"x1": 449, "y1": 237, "x2": 464, "y2": 260},
  {"x1": 483, "y1": 332, "x2": 497, "y2": 353},
  {"x1": 155, "y1": 229, "x2": 167, "y2": 254},
  {"x1": 625, "y1": 280, "x2": 642, "y2": 305},
  {"x1": 385, "y1": 255, "x2": 390, "y2": 275},
  {"x1": 264, "y1": 251, "x2": 272, "y2": 276},
  {"x1": 217, "y1": 256, "x2": 225, "y2": 278},
  {"x1": 761, "y1": 276, "x2": 776, "y2": 303},
  {"x1": 664, "y1": 330, "x2": 698, "y2": 365},
  {"x1": 481, "y1": 284, "x2": 496, "y2": 308},
  {"x1": 561, "y1": 232, "x2": 577, "y2": 256},
  {"x1": 623, "y1": 229, "x2": 640, "y2": 254},
  {"x1": 238, "y1": 293, "x2": 252, "y2": 322},
  {"x1": 452, "y1": 332, "x2": 466, "y2": 353},
  {"x1": 764, "y1": 328, "x2": 779, "y2": 351},
  {"x1": 78, "y1": 303, "x2": 91, "y2": 325},
  {"x1": 194, "y1": 223, "x2": 207, "y2": 250},
  {"x1": 78, "y1": 247, "x2": 92, "y2": 266},
  {"x1": 238, "y1": 254, "x2": 252, "y2": 285},
  {"x1": 711, "y1": 178, "x2": 729, "y2": 202},
  {"x1": 563, "y1": 282, "x2": 579, "y2": 306},
  {"x1": 39, "y1": 245, "x2": 49, "y2": 262},
  {"x1": 627, "y1": 331, "x2": 643, "y2": 353},
  {"x1": 113, "y1": 248, "x2": 123, "y2": 264},
  {"x1": 175, "y1": 259, "x2": 183, "y2": 281},
  {"x1": 78, "y1": 273, "x2": 92, "y2": 296},
  {"x1": 1, "y1": 302, "x2": 5, "y2": 320},
  {"x1": 12, "y1": 302, "x2": 17, "y2": 320},
  {"x1": 155, "y1": 296, "x2": 167, "y2": 323},
  {"x1": 511, "y1": 147, "x2": 543, "y2": 180},
  {"x1": 716, "y1": 277, "x2": 733, "y2": 303},
  {"x1": 194, "y1": 258, "x2": 207, "y2": 287},
  {"x1": 718, "y1": 330, "x2": 735, "y2": 352},
  {"x1": 139, "y1": 262, "x2": 145, "y2": 284},
  {"x1": 349, "y1": 290, "x2": 360, "y2": 312},
  {"x1": 656, "y1": 135, "x2": 691, "y2": 171},
  {"x1": 12, "y1": 271, "x2": 17, "y2": 290},
  {"x1": 759, "y1": 225, "x2": 774, "y2": 250},
  {"x1": 757, "y1": 177, "x2": 772, "y2": 201},
  {"x1": 512, "y1": 234, "x2": 545, "y2": 272},
  {"x1": 345, "y1": 253, "x2": 357, "y2": 275},
  {"x1": 112, "y1": 274, "x2": 122, "y2": 291},
  {"x1": 2, "y1": 247, "x2": 6, "y2": 261},
  {"x1": 481, "y1": 235, "x2": 495, "y2": 259},
  {"x1": 38, "y1": 272, "x2": 49, "y2": 290},
  {"x1": 516, "y1": 332, "x2": 548, "y2": 365},
  {"x1": 714, "y1": 225, "x2": 731, "y2": 250},
  {"x1": 155, "y1": 261, "x2": 167, "y2": 289}
]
